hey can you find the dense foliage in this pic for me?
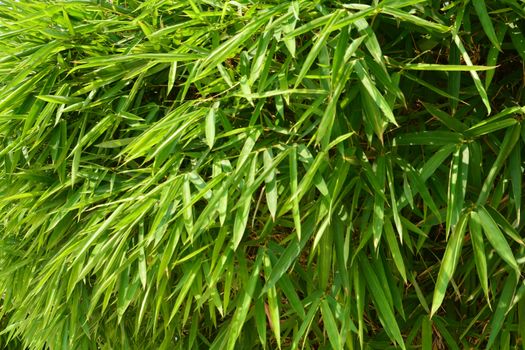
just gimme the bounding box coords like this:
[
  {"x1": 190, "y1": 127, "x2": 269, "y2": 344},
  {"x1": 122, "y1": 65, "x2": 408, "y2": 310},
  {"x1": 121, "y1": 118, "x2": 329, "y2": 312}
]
[{"x1": 1, "y1": 0, "x2": 524, "y2": 349}]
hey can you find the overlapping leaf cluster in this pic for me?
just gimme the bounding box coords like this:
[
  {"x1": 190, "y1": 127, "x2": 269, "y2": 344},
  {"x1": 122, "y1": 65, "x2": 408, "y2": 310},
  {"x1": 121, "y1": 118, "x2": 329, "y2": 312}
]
[{"x1": 0, "y1": 0, "x2": 524, "y2": 349}]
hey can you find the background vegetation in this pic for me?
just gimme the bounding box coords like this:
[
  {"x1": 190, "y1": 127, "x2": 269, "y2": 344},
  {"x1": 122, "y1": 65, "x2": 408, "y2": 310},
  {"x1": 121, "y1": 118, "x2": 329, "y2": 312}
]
[{"x1": 0, "y1": 0, "x2": 524, "y2": 348}]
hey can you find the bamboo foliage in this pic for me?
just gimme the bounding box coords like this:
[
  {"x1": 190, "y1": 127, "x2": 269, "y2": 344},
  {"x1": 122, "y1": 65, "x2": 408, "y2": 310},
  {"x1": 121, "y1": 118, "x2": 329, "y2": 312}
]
[{"x1": 0, "y1": 0, "x2": 524, "y2": 349}]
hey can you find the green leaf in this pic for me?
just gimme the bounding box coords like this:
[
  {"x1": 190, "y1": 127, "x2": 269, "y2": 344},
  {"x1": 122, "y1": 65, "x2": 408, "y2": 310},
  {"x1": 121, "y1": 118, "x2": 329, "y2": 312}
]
[
  {"x1": 384, "y1": 217, "x2": 407, "y2": 282},
  {"x1": 383, "y1": 7, "x2": 450, "y2": 32},
  {"x1": 431, "y1": 212, "x2": 468, "y2": 317},
  {"x1": 472, "y1": 0, "x2": 501, "y2": 51},
  {"x1": 250, "y1": 28, "x2": 273, "y2": 86},
  {"x1": 483, "y1": 206, "x2": 524, "y2": 245},
  {"x1": 485, "y1": 22, "x2": 507, "y2": 89},
  {"x1": 469, "y1": 211, "x2": 490, "y2": 304},
  {"x1": 355, "y1": 60, "x2": 398, "y2": 126},
  {"x1": 36, "y1": 95, "x2": 83, "y2": 104},
  {"x1": 386, "y1": 157, "x2": 403, "y2": 239},
  {"x1": 419, "y1": 144, "x2": 457, "y2": 181},
  {"x1": 359, "y1": 254, "x2": 406, "y2": 349},
  {"x1": 485, "y1": 273, "x2": 518, "y2": 350},
  {"x1": 422, "y1": 103, "x2": 467, "y2": 132},
  {"x1": 261, "y1": 216, "x2": 316, "y2": 295},
  {"x1": 167, "y1": 61, "x2": 177, "y2": 97},
  {"x1": 233, "y1": 156, "x2": 256, "y2": 250},
  {"x1": 403, "y1": 71, "x2": 461, "y2": 101},
  {"x1": 421, "y1": 316, "x2": 433, "y2": 350},
  {"x1": 508, "y1": 19, "x2": 525, "y2": 62},
  {"x1": 182, "y1": 175, "x2": 194, "y2": 235},
  {"x1": 263, "y1": 254, "x2": 281, "y2": 348},
  {"x1": 290, "y1": 296, "x2": 321, "y2": 350},
  {"x1": 316, "y1": 61, "x2": 355, "y2": 148},
  {"x1": 395, "y1": 131, "x2": 463, "y2": 146},
  {"x1": 294, "y1": 11, "x2": 342, "y2": 88},
  {"x1": 477, "y1": 124, "x2": 521, "y2": 206},
  {"x1": 403, "y1": 63, "x2": 495, "y2": 71},
  {"x1": 476, "y1": 206, "x2": 519, "y2": 272},
  {"x1": 263, "y1": 148, "x2": 278, "y2": 221},
  {"x1": 226, "y1": 251, "x2": 263, "y2": 350},
  {"x1": 95, "y1": 138, "x2": 134, "y2": 148},
  {"x1": 205, "y1": 102, "x2": 219, "y2": 149},
  {"x1": 396, "y1": 157, "x2": 442, "y2": 221},
  {"x1": 453, "y1": 34, "x2": 491, "y2": 114},
  {"x1": 255, "y1": 299, "x2": 267, "y2": 349},
  {"x1": 372, "y1": 156, "x2": 386, "y2": 249},
  {"x1": 288, "y1": 146, "x2": 301, "y2": 239},
  {"x1": 465, "y1": 118, "x2": 517, "y2": 138},
  {"x1": 446, "y1": 145, "x2": 468, "y2": 238},
  {"x1": 320, "y1": 300, "x2": 342, "y2": 349},
  {"x1": 508, "y1": 141, "x2": 522, "y2": 224}
]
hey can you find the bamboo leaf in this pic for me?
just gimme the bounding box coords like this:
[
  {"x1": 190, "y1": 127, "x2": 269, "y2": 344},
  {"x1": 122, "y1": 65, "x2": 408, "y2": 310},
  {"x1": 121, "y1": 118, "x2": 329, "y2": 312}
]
[
  {"x1": 205, "y1": 102, "x2": 219, "y2": 149},
  {"x1": 446, "y1": 145, "x2": 468, "y2": 238},
  {"x1": 469, "y1": 211, "x2": 490, "y2": 304},
  {"x1": 263, "y1": 148, "x2": 278, "y2": 221},
  {"x1": 359, "y1": 254, "x2": 406, "y2": 349},
  {"x1": 403, "y1": 63, "x2": 495, "y2": 71},
  {"x1": 320, "y1": 300, "x2": 342, "y2": 349},
  {"x1": 294, "y1": 11, "x2": 342, "y2": 88},
  {"x1": 476, "y1": 206, "x2": 519, "y2": 272},
  {"x1": 167, "y1": 61, "x2": 177, "y2": 97},
  {"x1": 233, "y1": 156, "x2": 256, "y2": 250},
  {"x1": 485, "y1": 274, "x2": 518, "y2": 350},
  {"x1": 477, "y1": 124, "x2": 521, "y2": 206},
  {"x1": 395, "y1": 131, "x2": 463, "y2": 146},
  {"x1": 226, "y1": 251, "x2": 263, "y2": 350},
  {"x1": 453, "y1": 34, "x2": 491, "y2": 114},
  {"x1": 384, "y1": 217, "x2": 407, "y2": 282},
  {"x1": 472, "y1": 0, "x2": 501, "y2": 51},
  {"x1": 431, "y1": 212, "x2": 468, "y2": 317},
  {"x1": 355, "y1": 60, "x2": 398, "y2": 126}
]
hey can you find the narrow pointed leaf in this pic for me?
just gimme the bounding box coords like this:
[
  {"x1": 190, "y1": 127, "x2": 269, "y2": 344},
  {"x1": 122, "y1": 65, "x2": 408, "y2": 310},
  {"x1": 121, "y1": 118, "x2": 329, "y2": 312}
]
[{"x1": 431, "y1": 213, "x2": 468, "y2": 317}]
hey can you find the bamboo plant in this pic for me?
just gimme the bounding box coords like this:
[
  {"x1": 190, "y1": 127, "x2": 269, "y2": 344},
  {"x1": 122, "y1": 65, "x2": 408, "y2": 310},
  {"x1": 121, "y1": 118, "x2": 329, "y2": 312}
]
[{"x1": 0, "y1": 0, "x2": 524, "y2": 349}]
